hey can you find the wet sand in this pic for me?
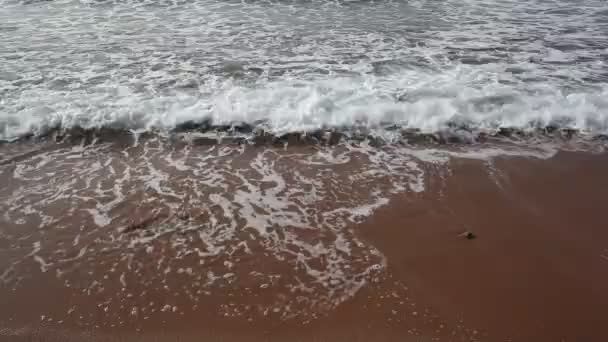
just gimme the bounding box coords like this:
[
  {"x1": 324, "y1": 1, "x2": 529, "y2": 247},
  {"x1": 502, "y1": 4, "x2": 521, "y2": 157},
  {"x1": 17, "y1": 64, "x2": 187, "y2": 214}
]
[
  {"x1": 358, "y1": 151, "x2": 608, "y2": 342},
  {"x1": 2, "y1": 146, "x2": 608, "y2": 342}
]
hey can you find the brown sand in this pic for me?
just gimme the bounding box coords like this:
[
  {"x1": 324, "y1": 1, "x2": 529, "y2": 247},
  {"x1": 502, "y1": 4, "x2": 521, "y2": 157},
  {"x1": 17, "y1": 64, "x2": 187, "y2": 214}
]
[
  {"x1": 2, "y1": 150, "x2": 608, "y2": 342},
  {"x1": 357, "y1": 151, "x2": 608, "y2": 342}
]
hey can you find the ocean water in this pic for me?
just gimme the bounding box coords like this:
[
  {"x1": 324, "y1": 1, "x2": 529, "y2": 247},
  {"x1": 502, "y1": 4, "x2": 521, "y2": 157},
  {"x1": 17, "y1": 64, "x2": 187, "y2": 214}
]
[
  {"x1": 1, "y1": 0, "x2": 608, "y2": 332},
  {"x1": 1, "y1": 0, "x2": 608, "y2": 140}
]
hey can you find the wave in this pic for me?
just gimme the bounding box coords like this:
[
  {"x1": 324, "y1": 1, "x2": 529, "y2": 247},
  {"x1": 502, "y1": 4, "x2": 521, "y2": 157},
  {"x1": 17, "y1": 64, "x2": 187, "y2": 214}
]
[
  {"x1": 2, "y1": 66, "x2": 608, "y2": 142},
  {"x1": 2, "y1": 0, "x2": 607, "y2": 143}
]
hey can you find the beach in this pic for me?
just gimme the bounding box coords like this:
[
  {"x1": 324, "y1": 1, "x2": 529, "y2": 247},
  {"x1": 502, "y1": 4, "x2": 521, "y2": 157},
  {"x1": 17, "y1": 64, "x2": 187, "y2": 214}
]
[{"x1": 2, "y1": 0, "x2": 608, "y2": 340}]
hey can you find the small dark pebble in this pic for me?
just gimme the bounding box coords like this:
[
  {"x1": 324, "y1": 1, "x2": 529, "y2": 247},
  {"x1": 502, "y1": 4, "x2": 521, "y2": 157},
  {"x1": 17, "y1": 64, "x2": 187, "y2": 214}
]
[{"x1": 460, "y1": 231, "x2": 476, "y2": 240}]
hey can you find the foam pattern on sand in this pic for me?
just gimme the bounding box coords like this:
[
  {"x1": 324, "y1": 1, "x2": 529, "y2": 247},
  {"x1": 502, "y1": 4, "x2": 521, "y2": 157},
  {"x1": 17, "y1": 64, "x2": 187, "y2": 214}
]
[
  {"x1": 0, "y1": 135, "x2": 560, "y2": 326},
  {"x1": 0, "y1": 138, "x2": 409, "y2": 323}
]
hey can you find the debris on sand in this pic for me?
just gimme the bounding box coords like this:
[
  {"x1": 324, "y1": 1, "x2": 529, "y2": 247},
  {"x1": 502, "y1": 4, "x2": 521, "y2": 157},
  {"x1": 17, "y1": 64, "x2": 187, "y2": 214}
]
[{"x1": 459, "y1": 231, "x2": 476, "y2": 240}]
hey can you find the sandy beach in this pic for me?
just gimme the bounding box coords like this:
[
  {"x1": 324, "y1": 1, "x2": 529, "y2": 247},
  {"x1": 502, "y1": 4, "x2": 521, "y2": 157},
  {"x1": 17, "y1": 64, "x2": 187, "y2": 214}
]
[
  {"x1": 2, "y1": 139, "x2": 607, "y2": 342},
  {"x1": 3, "y1": 0, "x2": 608, "y2": 340}
]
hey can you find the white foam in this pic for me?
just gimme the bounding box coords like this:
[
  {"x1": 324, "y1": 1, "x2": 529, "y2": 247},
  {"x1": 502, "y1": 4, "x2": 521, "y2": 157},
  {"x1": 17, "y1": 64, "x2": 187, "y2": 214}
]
[
  {"x1": 33, "y1": 255, "x2": 50, "y2": 273},
  {"x1": 2, "y1": 70, "x2": 607, "y2": 141}
]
